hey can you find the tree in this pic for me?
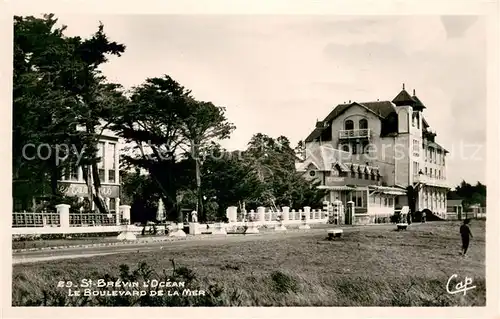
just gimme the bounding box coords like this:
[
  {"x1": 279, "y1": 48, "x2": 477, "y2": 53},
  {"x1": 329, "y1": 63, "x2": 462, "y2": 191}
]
[
  {"x1": 13, "y1": 14, "x2": 127, "y2": 215},
  {"x1": 294, "y1": 140, "x2": 306, "y2": 161},
  {"x1": 112, "y1": 75, "x2": 194, "y2": 223},
  {"x1": 243, "y1": 133, "x2": 327, "y2": 210},
  {"x1": 13, "y1": 14, "x2": 81, "y2": 205},
  {"x1": 448, "y1": 180, "x2": 487, "y2": 209},
  {"x1": 201, "y1": 144, "x2": 263, "y2": 216},
  {"x1": 178, "y1": 99, "x2": 235, "y2": 222}
]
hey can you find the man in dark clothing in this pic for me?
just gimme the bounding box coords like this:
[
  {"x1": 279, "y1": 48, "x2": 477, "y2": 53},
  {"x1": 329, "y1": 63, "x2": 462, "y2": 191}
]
[{"x1": 460, "y1": 219, "x2": 473, "y2": 256}]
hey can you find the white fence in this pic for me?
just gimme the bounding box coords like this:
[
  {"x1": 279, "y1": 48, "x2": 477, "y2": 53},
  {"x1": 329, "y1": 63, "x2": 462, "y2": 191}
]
[{"x1": 12, "y1": 206, "x2": 329, "y2": 236}]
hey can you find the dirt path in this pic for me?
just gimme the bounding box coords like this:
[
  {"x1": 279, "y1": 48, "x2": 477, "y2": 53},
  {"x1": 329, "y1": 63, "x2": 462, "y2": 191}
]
[{"x1": 12, "y1": 223, "x2": 411, "y2": 264}]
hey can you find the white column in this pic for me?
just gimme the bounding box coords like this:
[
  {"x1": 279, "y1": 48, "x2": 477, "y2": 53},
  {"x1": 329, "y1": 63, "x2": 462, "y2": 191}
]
[
  {"x1": 115, "y1": 198, "x2": 121, "y2": 225},
  {"x1": 119, "y1": 205, "x2": 131, "y2": 224},
  {"x1": 104, "y1": 141, "x2": 109, "y2": 184},
  {"x1": 300, "y1": 206, "x2": 311, "y2": 229},
  {"x1": 105, "y1": 197, "x2": 110, "y2": 211},
  {"x1": 282, "y1": 206, "x2": 290, "y2": 222},
  {"x1": 257, "y1": 206, "x2": 266, "y2": 223},
  {"x1": 226, "y1": 206, "x2": 237, "y2": 223},
  {"x1": 115, "y1": 142, "x2": 120, "y2": 184},
  {"x1": 56, "y1": 204, "x2": 70, "y2": 229},
  {"x1": 78, "y1": 166, "x2": 83, "y2": 182}
]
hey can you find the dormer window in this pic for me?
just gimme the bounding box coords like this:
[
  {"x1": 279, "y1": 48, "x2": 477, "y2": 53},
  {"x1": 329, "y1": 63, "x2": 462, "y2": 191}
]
[
  {"x1": 344, "y1": 120, "x2": 354, "y2": 130},
  {"x1": 359, "y1": 118, "x2": 368, "y2": 130}
]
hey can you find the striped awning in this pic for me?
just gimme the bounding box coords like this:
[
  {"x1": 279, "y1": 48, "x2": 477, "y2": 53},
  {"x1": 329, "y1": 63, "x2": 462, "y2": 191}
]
[
  {"x1": 369, "y1": 185, "x2": 407, "y2": 195},
  {"x1": 318, "y1": 185, "x2": 357, "y2": 191}
]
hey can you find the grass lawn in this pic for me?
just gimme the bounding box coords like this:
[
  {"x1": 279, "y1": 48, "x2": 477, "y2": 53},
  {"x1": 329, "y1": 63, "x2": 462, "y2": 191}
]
[{"x1": 12, "y1": 220, "x2": 485, "y2": 306}]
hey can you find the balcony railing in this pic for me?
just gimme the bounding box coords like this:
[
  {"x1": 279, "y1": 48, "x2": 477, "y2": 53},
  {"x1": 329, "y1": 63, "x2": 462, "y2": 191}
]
[
  {"x1": 339, "y1": 129, "x2": 370, "y2": 139},
  {"x1": 413, "y1": 174, "x2": 451, "y2": 188}
]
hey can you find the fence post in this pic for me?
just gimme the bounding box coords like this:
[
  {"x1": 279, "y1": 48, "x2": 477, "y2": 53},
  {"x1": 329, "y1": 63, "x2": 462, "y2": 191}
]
[
  {"x1": 257, "y1": 206, "x2": 266, "y2": 225},
  {"x1": 119, "y1": 205, "x2": 131, "y2": 225},
  {"x1": 56, "y1": 204, "x2": 70, "y2": 229},
  {"x1": 282, "y1": 206, "x2": 290, "y2": 223},
  {"x1": 115, "y1": 198, "x2": 121, "y2": 225},
  {"x1": 226, "y1": 206, "x2": 238, "y2": 223},
  {"x1": 299, "y1": 206, "x2": 311, "y2": 229}
]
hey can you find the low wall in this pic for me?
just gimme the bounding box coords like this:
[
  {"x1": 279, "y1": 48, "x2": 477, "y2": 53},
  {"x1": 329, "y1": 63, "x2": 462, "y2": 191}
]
[
  {"x1": 12, "y1": 218, "x2": 329, "y2": 236},
  {"x1": 11, "y1": 225, "x2": 144, "y2": 236}
]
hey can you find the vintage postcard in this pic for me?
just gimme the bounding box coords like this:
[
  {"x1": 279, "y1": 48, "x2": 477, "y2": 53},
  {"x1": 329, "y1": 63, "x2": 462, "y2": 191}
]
[{"x1": 2, "y1": 0, "x2": 499, "y2": 318}]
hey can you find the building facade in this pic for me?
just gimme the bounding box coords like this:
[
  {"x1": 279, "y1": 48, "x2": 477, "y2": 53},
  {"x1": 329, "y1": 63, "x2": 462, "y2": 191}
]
[
  {"x1": 59, "y1": 126, "x2": 121, "y2": 214},
  {"x1": 299, "y1": 85, "x2": 451, "y2": 222},
  {"x1": 12, "y1": 124, "x2": 122, "y2": 227}
]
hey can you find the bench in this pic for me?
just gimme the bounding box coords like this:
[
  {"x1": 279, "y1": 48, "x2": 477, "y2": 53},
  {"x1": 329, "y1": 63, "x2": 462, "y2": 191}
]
[
  {"x1": 327, "y1": 229, "x2": 343, "y2": 239},
  {"x1": 396, "y1": 223, "x2": 408, "y2": 231}
]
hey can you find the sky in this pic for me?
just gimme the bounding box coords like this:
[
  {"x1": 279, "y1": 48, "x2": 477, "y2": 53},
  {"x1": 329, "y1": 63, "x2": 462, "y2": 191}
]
[{"x1": 53, "y1": 14, "x2": 486, "y2": 186}]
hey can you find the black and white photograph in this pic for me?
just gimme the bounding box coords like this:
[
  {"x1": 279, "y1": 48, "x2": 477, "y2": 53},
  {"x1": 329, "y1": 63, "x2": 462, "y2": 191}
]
[{"x1": 4, "y1": 0, "x2": 499, "y2": 317}]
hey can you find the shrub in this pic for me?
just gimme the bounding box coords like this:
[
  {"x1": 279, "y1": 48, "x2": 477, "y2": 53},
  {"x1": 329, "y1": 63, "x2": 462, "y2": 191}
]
[
  {"x1": 270, "y1": 271, "x2": 299, "y2": 294},
  {"x1": 14, "y1": 260, "x2": 231, "y2": 306}
]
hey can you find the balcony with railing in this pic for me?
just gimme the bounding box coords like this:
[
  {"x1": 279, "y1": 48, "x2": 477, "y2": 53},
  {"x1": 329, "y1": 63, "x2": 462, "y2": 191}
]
[
  {"x1": 413, "y1": 174, "x2": 452, "y2": 188},
  {"x1": 339, "y1": 129, "x2": 371, "y2": 139}
]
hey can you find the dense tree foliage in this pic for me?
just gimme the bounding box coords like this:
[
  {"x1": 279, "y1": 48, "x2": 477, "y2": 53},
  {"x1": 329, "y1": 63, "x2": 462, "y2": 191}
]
[
  {"x1": 13, "y1": 14, "x2": 350, "y2": 222},
  {"x1": 448, "y1": 180, "x2": 486, "y2": 209},
  {"x1": 13, "y1": 14, "x2": 126, "y2": 214}
]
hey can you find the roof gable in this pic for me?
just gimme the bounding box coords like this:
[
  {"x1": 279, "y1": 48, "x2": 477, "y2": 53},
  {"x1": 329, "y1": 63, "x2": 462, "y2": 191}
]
[
  {"x1": 392, "y1": 89, "x2": 416, "y2": 106},
  {"x1": 305, "y1": 101, "x2": 397, "y2": 142}
]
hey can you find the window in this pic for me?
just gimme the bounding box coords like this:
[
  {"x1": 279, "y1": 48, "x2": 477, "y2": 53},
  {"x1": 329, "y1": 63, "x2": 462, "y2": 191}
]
[
  {"x1": 389, "y1": 198, "x2": 393, "y2": 206},
  {"x1": 99, "y1": 168, "x2": 105, "y2": 182},
  {"x1": 384, "y1": 197, "x2": 388, "y2": 206},
  {"x1": 64, "y1": 163, "x2": 79, "y2": 181},
  {"x1": 425, "y1": 167, "x2": 428, "y2": 175},
  {"x1": 413, "y1": 139, "x2": 419, "y2": 152},
  {"x1": 352, "y1": 191, "x2": 363, "y2": 207},
  {"x1": 344, "y1": 120, "x2": 354, "y2": 130},
  {"x1": 352, "y1": 143, "x2": 358, "y2": 154},
  {"x1": 14, "y1": 198, "x2": 22, "y2": 211},
  {"x1": 109, "y1": 170, "x2": 116, "y2": 183},
  {"x1": 106, "y1": 143, "x2": 116, "y2": 169},
  {"x1": 359, "y1": 119, "x2": 368, "y2": 129},
  {"x1": 97, "y1": 142, "x2": 105, "y2": 169},
  {"x1": 413, "y1": 161, "x2": 419, "y2": 175},
  {"x1": 109, "y1": 198, "x2": 116, "y2": 212},
  {"x1": 342, "y1": 144, "x2": 350, "y2": 153},
  {"x1": 309, "y1": 170, "x2": 316, "y2": 177}
]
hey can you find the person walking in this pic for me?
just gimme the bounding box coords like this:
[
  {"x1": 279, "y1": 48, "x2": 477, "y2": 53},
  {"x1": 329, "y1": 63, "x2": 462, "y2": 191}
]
[{"x1": 460, "y1": 219, "x2": 473, "y2": 256}]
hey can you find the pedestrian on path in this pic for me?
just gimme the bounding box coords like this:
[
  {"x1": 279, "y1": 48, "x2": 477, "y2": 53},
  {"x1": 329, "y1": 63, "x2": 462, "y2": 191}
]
[{"x1": 460, "y1": 219, "x2": 473, "y2": 256}]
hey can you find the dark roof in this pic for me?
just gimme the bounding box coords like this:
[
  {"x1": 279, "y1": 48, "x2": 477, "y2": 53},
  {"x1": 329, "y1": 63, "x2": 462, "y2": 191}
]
[
  {"x1": 411, "y1": 93, "x2": 426, "y2": 110},
  {"x1": 424, "y1": 140, "x2": 449, "y2": 153},
  {"x1": 305, "y1": 101, "x2": 397, "y2": 142},
  {"x1": 422, "y1": 117, "x2": 429, "y2": 128},
  {"x1": 392, "y1": 89, "x2": 416, "y2": 106}
]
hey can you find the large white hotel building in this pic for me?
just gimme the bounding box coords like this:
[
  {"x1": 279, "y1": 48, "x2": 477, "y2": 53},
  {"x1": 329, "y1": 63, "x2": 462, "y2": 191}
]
[{"x1": 297, "y1": 85, "x2": 451, "y2": 223}]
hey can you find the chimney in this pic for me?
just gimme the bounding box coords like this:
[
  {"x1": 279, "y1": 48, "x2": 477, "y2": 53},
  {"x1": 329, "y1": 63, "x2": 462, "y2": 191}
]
[
  {"x1": 349, "y1": 100, "x2": 351, "y2": 103},
  {"x1": 413, "y1": 89, "x2": 416, "y2": 95},
  {"x1": 402, "y1": 83, "x2": 405, "y2": 90}
]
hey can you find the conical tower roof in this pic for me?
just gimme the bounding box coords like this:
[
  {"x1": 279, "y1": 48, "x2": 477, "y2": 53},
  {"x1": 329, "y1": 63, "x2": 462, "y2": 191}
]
[
  {"x1": 411, "y1": 89, "x2": 426, "y2": 110},
  {"x1": 392, "y1": 83, "x2": 416, "y2": 106}
]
